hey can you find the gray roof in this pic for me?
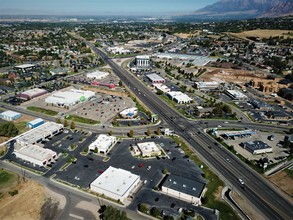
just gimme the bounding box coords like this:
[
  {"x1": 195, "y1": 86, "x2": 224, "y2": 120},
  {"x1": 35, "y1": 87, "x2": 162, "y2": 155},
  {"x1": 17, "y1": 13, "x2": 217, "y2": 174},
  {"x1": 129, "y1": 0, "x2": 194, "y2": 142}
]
[
  {"x1": 162, "y1": 174, "x2": 205, "y2": 198},
  {"x1": 242, "y1": 141, "x2": 271, "y2": 151}
]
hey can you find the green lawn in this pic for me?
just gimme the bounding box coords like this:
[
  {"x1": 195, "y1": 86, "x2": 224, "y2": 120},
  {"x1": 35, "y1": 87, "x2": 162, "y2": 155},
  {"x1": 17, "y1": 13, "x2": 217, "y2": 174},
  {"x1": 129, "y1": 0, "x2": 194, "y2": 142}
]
[
  {"x1": 65, "y1": 115, "x2": 100, "y2": 125},
  {"x1": 27, "y1": 106, "x2": 58, "y2": 116},
  {"x1": 15, "y1": 121, "x2": 28, "y2": 133},
  {"x1": 0, "y1": 170, "x2": 17, "y2": 188}
]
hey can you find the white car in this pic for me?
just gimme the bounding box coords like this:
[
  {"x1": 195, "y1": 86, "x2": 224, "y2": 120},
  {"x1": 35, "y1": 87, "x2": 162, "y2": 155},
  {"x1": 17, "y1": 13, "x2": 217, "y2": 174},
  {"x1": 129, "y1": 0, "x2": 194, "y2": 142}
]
[
  {"x1": 147, "y1": 166, "x2": 151, "y2": 171},
  {"x1": 238, "y1": 178, "x2": 244, "y2": 185}
]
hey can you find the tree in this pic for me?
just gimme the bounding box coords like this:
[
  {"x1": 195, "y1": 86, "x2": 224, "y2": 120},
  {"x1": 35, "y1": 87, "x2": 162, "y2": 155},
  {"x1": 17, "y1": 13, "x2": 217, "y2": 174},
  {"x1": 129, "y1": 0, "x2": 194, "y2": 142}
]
[
  {"x1": 99, "y1": 205, "x2": 130, "y2": 220},
  {"x1": 63, "y1": 119, "x2": 68, "y2": 127},
  {"x1": 156, "y1": 128, "x2": 161, "y2": 135},
  {"x1": 0, "y1": 122, "x2": 19, "y2": 137},
  {"x1": 150, "y1": 207, "x2": 160, "y2": 217},
  {"x1": 128, "y1": 130, "x2": 134, "y2": 138},
  {"x1": 162, "y1": 168, "x2": 169, "y2": 174},
  {"x1": 55, "y1": 118, "x2": 61, "y2": 124},
  {"x1": 108, "y1": 130, "x2": 113, "y2": 136},
  {"x1": 146, "y1": 129, "x2": 151, "y2": 136},
  {"x1": 70, "y1": 121, "x2": 76, "y2": 129},
  {"x1": 138, "y1": 203, "x2": 148, "y2": 213},
  {"x1": 94, "y1": 147, "x2": 98, "y2": 153}
]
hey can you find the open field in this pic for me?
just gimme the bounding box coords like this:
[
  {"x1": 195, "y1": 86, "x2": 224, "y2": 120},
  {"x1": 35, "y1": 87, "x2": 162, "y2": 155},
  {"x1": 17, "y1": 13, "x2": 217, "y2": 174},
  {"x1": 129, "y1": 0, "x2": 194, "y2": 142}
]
[
  {"x1": 268, "y1": 170, "x2": 293, "y2": 198},
  {"x1": 0, "y1": 169, "x2": 64, "y2": 220},
  {"x1": 229, "y1": 29, "x2": 292, "y2": 40}
]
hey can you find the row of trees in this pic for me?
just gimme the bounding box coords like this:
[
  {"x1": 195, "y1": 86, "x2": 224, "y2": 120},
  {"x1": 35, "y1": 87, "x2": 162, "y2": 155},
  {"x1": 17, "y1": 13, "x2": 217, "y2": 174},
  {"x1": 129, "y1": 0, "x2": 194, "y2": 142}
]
[{"x1": 0, "y1": 122, "x2": 19, "y2": 137}]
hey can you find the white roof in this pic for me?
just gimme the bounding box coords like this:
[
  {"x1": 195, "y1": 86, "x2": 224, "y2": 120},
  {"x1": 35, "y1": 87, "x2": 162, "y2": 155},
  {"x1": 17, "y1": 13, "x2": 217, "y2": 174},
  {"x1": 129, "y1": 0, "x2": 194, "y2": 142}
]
[
  {"x1": 120, "y1": 107, "x2": 138, "y2": 115},
  {"x1": 137, "y1": 142, "x2": 160, "y2": 154},
  {"x1": 136, "y1": 55, "x2": 150, "y2": 59},
  {"x1": 16, "y1": 122, "x2": 63, "y2": 146},
  {"x1": 226, "y1": 90, "x2": 247, "y2": 98},
  {"x1": 86, "y1": 71, "x2": 109, "y2": 79},
  {"x1": 15, "y1": 144, "x2": 56, "y2": 162},
  {"x1": 153, "y1": 83, "x2": 171, "y2": 93},
  {"x1": 195, "y1": 82, "x2": 219, "y2": 87},
  {"x1": 167, "y1": 91, "x2": 193, "y2": 102},
  {"x1": 20, "y1": 88, "x2": 47, "y2": 96},
  {"x1": 91, "y1": 166, "x2": 140, "y2": 197},
  {"x1": 28, "y1": 118, "x2": 44, "y2": 125},
  {"x1": 0, "y1": 110, "x2": 21, "y2": 117},
  {"x1": 147, "y1": 73, "x2": 165, "y2": 82},
  {"x1": 45, "y1": 89, "x2": 95, "y2": 105},
  {"x1": 15, "y1": 64, "x2": 35, "y2": 69},
  {"x1": 89, "y1": 134, "x2": 116, "y2": 152}
]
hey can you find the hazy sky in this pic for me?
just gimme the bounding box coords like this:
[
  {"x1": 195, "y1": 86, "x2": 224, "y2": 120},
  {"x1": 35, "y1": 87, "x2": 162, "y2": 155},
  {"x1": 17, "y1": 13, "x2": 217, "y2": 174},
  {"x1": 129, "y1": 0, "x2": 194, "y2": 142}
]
[{"x1": 0, "y1": 0, "x2": 218, "y2": 15}]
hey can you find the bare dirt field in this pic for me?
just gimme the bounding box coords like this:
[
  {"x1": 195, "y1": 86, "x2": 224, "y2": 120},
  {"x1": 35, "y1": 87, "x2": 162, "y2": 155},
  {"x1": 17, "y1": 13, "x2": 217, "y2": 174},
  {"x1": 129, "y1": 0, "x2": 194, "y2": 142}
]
[
  {"x1": 0, "y1": 179, "x2": 45, "y2": 220},
  {"x1": 229, "y1": 29, "x2": 292, "y2": 40},
  {"x1": 268, "y1": 171, "x2": 293, "y2": 198},
  {"x1": 200, "y1": 67, "x2": 266, "y2": 85},
  {"x1": 0, "y1": 172, "x2": 64, "y2": 220}
]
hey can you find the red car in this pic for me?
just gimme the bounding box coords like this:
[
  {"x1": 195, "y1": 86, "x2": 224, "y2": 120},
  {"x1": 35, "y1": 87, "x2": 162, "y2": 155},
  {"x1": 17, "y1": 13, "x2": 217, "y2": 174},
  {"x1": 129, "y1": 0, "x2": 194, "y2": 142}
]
[
  {"x1": 98, "y1": 169, "x2": 104, "y2": 174},
  {"x1": 138, "y1": 163, "x2": 144, "y2": 168}
]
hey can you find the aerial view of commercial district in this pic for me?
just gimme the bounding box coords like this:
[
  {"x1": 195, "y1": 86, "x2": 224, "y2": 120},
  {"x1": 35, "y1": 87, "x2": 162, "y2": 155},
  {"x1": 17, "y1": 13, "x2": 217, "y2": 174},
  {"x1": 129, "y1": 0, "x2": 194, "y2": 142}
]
[{"x1": 0, "y1": 1, "x2": 293, "y2": 220}]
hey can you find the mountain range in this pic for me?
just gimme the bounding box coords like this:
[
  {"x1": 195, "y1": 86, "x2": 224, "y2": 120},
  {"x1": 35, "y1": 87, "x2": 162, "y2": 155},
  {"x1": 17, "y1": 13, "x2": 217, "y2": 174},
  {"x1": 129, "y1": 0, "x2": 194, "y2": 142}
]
[{"x1": 195, "y1": 0, "x2": 293, "y2": 18}]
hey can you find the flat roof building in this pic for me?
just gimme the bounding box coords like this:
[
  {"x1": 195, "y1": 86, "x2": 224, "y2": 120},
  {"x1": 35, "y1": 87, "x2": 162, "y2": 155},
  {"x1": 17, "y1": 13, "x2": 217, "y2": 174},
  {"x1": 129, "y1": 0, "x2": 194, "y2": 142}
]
[
  {"x1": 225, "y1": 90, "x2": 248, "y2": 101},
  {"x1": 86, "y1": 71, "x2": 109, "y2": 80},
  {"x1": 240, "y1": 141, "x2": 273, "y2": 155},
  {"x1": 88, "y1": 134, "x2": 117, "y2": 155},
  {"x1": 137, "y1": 142, "x2": 161, "y2": 157},
  {"x1": 13, "y1": 144, "x2": 57, "y2": 167},
  {"x1": 90, "y1": 166, "x2": 140, "y2": 202},
  {"x1": 26, "y1": 118, "x2": 45, "y2": 129},
  {"x1": 120, "y1": 107, "x2": 138, "y2": 119},
  {"x1": 194, "y1": 82, "x2": 219, "y2": 90},
  {"x1": 249, "y1": 99, "x2": 273, "y2": 110},
  {"x1": 0, "y1": 110, "x2": 22, "y2": 121},
  {"x1": 15, "y1": 64, "x2": 36, "y2": 72},
  {"x1": 18, "y1": 88, "x2": 48, "y2": 100},
  {"x1": 162, "y1": 174, "x2": 205, "y2": 205},
  {"x1": 222, "y1": 130, "x2": 256, "y2": 139},
  {"x1": 45, "y1": 89, "x2": 95, "y2": 107},
  {"x1": 146, "y1": 73, "x2": 165, "y2": 83},
  {"x1": 153, "y1": 83, "x2": 171, "y2": 93},
  {"x1": 15, "y1": 122, "x2": 63, "y2": 148},
  {"x1": 167, "y1": 91, "x2": 193, "y2": 104}
]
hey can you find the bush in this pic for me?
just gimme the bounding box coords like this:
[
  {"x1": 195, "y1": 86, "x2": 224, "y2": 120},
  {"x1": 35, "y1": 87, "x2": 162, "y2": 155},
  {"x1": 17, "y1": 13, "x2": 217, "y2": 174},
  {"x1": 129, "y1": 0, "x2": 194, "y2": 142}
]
[
  {"x1": 8, "y1": 190, "x2": 18, "y2": 196},
  {"x1": 138, "y1": 203, "x2": 148, "y2": 213}
]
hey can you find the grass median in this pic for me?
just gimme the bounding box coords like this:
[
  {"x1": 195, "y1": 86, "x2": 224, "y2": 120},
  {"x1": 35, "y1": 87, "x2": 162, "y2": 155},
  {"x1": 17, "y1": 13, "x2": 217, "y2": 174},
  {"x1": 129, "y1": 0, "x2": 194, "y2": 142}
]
[
  {"x1": 65, "y1": 115, "x2": 100, "y2": 125},
  {"x1": 27, "y1": 106, "x2": 58, "y2": 116}
]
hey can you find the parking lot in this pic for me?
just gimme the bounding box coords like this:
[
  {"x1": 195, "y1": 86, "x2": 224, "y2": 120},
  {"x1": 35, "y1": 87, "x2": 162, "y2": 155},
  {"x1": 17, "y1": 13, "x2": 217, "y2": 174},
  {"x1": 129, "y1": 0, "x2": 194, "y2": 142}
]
[{"x1": 217, "y1": 130, "x2": 291, "y2": 163}]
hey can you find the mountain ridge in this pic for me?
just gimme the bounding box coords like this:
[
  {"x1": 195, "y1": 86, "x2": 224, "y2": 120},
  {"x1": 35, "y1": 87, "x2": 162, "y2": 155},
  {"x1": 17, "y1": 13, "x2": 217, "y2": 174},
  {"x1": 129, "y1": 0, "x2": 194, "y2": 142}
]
[{"x1": 195, "y1": 0, "x2": 293, "y2": 18}]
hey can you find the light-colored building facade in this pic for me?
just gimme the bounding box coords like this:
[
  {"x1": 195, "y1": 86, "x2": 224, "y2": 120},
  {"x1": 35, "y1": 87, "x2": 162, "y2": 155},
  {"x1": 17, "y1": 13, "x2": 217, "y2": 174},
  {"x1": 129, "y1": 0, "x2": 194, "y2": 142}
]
[
  {"x1": 13, "y1": 144, "x2": 57, "y2": 167},
  {"x1": 225, "y1": 90, "x2": 248, "y2": 101},
  {"x1": 86, "y1": 71, "x2": 109, "y2": 80},
  {"x1": 90, "y1": 166, "x2": 140, "y2": 202},
  {"x1": 167, "y1": 91, "x2": 193, "y2": 104},
  {"x1": 135, "y1": 55, "x2": 150, "y2": 68},
  {"x1": 147, "y1": 73, "x2": 165, "y2": 83},
  {"x1": 15, "y1": 122, "x2": 63, "y2": 147},
  {"x1": 194, "y1": 82, "x2": 219, "y2": 90},
  {"x1": 0, "y1": 110, "x2": 22, "y2": 121},
  {"x1": 88, "y1": 134, "x2": 117, "y2": 155},
  {"x1": 120, "y1": 107, "x2": 138, "y2": 119},
  {"x1": 45, "y1": 89, "x2": 95, "y2": 107},
  {"x1": 137, "y1": 142, "x2": 161, "y2": 157}
]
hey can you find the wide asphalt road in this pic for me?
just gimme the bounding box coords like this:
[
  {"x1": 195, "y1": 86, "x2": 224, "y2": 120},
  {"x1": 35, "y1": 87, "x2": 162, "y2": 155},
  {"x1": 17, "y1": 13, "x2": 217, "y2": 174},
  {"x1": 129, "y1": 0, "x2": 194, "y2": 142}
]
[{"x1": 84, "y1": 40, "x2": 293, "y2": 220}]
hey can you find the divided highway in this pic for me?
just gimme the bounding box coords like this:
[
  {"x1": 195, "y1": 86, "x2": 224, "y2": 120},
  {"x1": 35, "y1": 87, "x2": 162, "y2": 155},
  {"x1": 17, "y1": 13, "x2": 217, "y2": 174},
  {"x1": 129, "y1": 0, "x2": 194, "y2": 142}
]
[{"x1": 85, "y1": 41, "x2": 293, "y2": 220}]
